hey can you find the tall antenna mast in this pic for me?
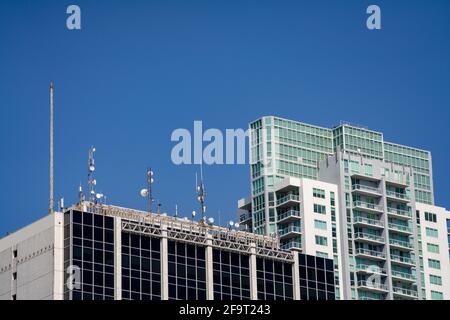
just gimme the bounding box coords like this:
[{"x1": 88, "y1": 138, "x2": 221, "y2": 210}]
[
  {"x1": 196, "y1": 164, "x2": 206, "y2": 223},
  {"x1": 88, "y1": 147, "x2": 96, "y2": 202},
  {"x1": 49, "y1": 81, "x2": 54, "y2": 214},
  {"x1": 147, "y1": 168, "x2": 154, "y2": 213}
]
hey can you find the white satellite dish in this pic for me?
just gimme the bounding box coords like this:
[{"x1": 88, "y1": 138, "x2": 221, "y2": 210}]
[
  {"x1": 96, "y1": 193, "x2": 103, "y2": 199},
  {"x1": 207, "y1": 217, "x2": 215, "y2": 225},
  {"x1": 140, "y1": 188, "x2": 149, "y2": 197},
  {"x1": 229, "y1": 220, "x2": 234, "y2": 227},
  {"x1": 89, "y1": 166, "x2": 95, "y2": 172},
  {"x1": 235, "y1": 223, "x2": 240, "y2": 229}
]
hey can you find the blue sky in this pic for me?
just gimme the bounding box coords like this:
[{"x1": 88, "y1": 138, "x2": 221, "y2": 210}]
[{"x1": 1, "y1": 0, "x2": 450, "y2": 235}]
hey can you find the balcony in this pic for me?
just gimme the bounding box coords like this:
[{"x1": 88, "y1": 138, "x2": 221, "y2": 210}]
[
  {"x1": 355, "y1": 248, "x2": 386, "y2": 261},
  {"x1": 277, "y1": 210, "x2": 301, "y2": 224},
  {"x1": 392, "y1": 287, "x2": 418, "y2": 299},
  {"x1": 354, "y1": 232, "x2": 385, "y2": 245},
  {"x1": 386, "y1": 190, "x2": 410, "y2": 203},
  {"x1": 387, "y1": 207, "x2": 412, "y2": 220},
  {"x1": 280, "y1": 241, "x2": 302, "y2": 251},
  {"x1": 353, "y1": 216, "x2": 384, "y2": 229},
  {"x1": 389, "y1": 238, "x2": 414, "y2": 251},
  {"x1": 356, "y1": 280, "x2": 389, "y2": 293},
  {"x1": 276, "y1": 194, "x2": 300, "y2": 208},
  {"x1": 353, "y1": 201, "x2": 384, "y2": 214},
  {"x1": 388, "y1": 222, "x2": 413, "y2": 235},
  {"x1": 352, "y1": 184, "x2": 382, "y2": 197},
  {"x1": 355, "y1": 264, "x2": 387, "y2": 275},
  {"x1": 391, "y1": 270, "x2": 416, "y2": 283},
  {"x1": 390, "y1": 254, "x2": 415, "y2": 266},
  {"x1": 278, "y1": 225, "x2": 301, "y2": 239},
  {"x1": 239, "y1": 212, "x2": 252, "y2": 223}
]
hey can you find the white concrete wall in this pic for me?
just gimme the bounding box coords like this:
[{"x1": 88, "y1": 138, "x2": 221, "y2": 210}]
[
  {"x1": 416, "y1": 203, "x2": 450, "y2": 300},
  {"x1": 0, "y1": 214, "x2": 60, "y2": 300}
]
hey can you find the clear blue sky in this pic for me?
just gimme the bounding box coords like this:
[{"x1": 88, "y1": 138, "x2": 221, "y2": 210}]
[{"x1": 1, "y1": 0, "x2": 450, "y2": 235}]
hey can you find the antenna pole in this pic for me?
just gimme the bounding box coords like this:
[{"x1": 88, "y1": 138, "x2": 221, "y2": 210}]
[
  {"x1": 147, "y1": 168, "x2": 153, "y2": 213},
  {"x1": 196, "y1": 165, "x2": 206, "y2": 223},
  {"x1": 49, "y1": 81, "x2": 54, "y2": 214}
]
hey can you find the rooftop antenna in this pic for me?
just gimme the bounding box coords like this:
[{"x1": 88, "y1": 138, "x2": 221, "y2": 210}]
[
  {"x1": 140, "y1": 167, "x2": 154, "y2": 213},
  {"x1": 196, "y1": 164, "x2": 206, "y2": 224},
  {"x1": 49, "y1": 81, "x2": 54, "y2": 214},
  {"x1": 78, "y1": 183, "x2": 84, "y2": 204},
  {"x1": 175, "y1": 204, "x2": 179, "y2": 218},
  {"x1": 88, "y1": 146, "x2": 97, "y2": 202}
]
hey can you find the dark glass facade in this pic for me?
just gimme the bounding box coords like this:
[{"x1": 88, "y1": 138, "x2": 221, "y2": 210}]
[
  {"x1": 65, "y1": 210, "x2": 115, "y2": 300},
  {"x1": 298, "y1": 253, "x2": 335, "y2": 300},
  {"x1": 121, "y1": 232, "x2": 161, "y2": 300},
  {"x1": 256, "y1": 257, "x2": 293, "y2": 300},
  {"x1": 212, "y1": 249, "x2": 251, "y2": 300},
  {"x1": 168, "y1": 241, "x2": 207, "y2": 300}
]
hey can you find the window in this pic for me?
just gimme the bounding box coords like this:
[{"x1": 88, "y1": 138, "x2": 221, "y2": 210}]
[
  {"x1": 315, "y1": 236, "x2": 328, "y2": 246},
  {"x1": 12, "y1": 272, "x2": 17, "y2": 280},
  {"x1": 426, "y1": 227, "x2": 438, "y2": 238},
  {"x1": 330, "y1": 192, "x2": 335, "y2": 206},
  {"x1": 313, "y1": 188, "x2": 325, "y2": 199},
  {"x1": 350, "y1": 161, "x2": 359, "y2": 174},
  {"x1": 314, "y1": 220, "x2": 327, "y2": 231},
  {"x1": 427, "y1": 243, "x2": 440, "y2": 254},
  {"x1": 425, "y1": 212, "x2": 437, "y2": 223},
  {"x1": 13, "y1": 250, "x2": 17, "y2": 258},
  {"x1": 428, "y1": 259, "x2": 441, "y2": 270},
  {"x1": 430, "y1": 275, "x2": 442, "y2": 286},
  {"x1": 364, "y1": 163, "x2": 373, "y2": 177},
  {"x1": 431, "y1": 290, "x2": 443, "y2": 300},
  {"x1": 12, "y1": 294, "x2": 16, "y2": 300},
  {"x1": 316, "y1": 251, "x2": 328, "y2": 258},
  {"x1": 314, "y1": 204, "x2": 326, "y2": 215}
]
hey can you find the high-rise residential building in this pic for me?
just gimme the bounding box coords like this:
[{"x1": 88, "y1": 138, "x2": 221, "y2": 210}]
[
  {"x1": 238, "y1": 116, "x2": 449, "y2": 300},
  {"x1": 0, "y1": 202, "x2": 336, "y2": 300}
]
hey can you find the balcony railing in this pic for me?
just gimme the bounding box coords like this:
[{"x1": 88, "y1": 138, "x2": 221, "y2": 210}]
[
  {"x1": 354, "y1": 216, "x2": 384, "y2": 227},
  {"x1": 390, "y1": 254, "x2": 415, "y2": 265},
  {"x1": 353, "y1": 201, "x2": 383, "y2": 212},
  {"x1": 278, "y1": 225, "x2": 301, "y2": 236},
  {"x1": 391, "y1": 270, "x2": 416, "y2": 281},
  {"x1": 386, "y1": 190, "x2": 410, "y2": 201},
  {"x1": 387, "y1": 207, "x2": 412, "y2": 218},
  {"x1": 352, "y1": 184, "x2": 381, "y2": 194},
  {"x1": 276, "y1": 194, "x2": 300, "y2": 206},
  {"x1": 354, "y1": 232, "x2": 385, "y2": 243},
  {"x1": 281, "y1": 241, "x2": 302, "y2": 250},
  {"x1": 355, "y1": 264, "x2": 387, "y2": 275},
  {"x1": 277, "y1": 210, "x2": 301, "y2": 222},
  {"x1": 392, "y1": 287, "x2": 418, "y2": 298},
  {"x1": 356, "y1": 280, "x2": 389, "y2": 291},
  {"x1": 388, "y1": 222, "x2": 413, "y2": 234},
  {"x1": 355, "y1": 248, "x2": 386, "y2": 259},
  {"x1": 389, "y1": 238, "x2": 414, "y2": 249}
]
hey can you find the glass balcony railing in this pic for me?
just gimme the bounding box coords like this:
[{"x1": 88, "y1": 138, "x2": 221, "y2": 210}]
[
  {"x1": 355, "y1": 264, "x2": 387, "y2": 275},
  {"x1": 354, "y1": 216, "x2": 384, "y2": 227},
  {"x1": 355, "y1": 248, "x2": 386, "y2": 259},
  {"x1": 388, "y1": 222, "x2": 413, "y2": 233},
  {"x1": 389, "y1": 238, "x2": 414, "y2": 249},
  {"x1": 392, "y1": 287, "x2": 418, "y2": 298},
  {"x1": 352, "y1": 184, "x2": 381, "y2": 194},
  {"x1": 281, "y1": 241, "x2": 302, "y2": 250},
  {"x1": 387, "y1": 207, "x2": 412, "y2": 218},
  {"x1": 357, "y1": 280, "x2": 388, "y2": 291},
  {"x1": 391, "y1": 270, "x2": 416, "y2": 281},
  {"x1": 354, "y1": 232, "x2": 385, "y2": 243},
  {"x1": 277, "y1": 210, "x2": 301, "y2": 221},
  {"x1": 276, "y1": 194, "x2": 300, "y2": 206},
  {"x1": 353, "y1": 201, "x2": 383, "y2": 212},
  {"x1": 390, "y1": 254, "x2": 415, "y2": 265},
  {"x1": 386, "y1": 190, "x2": 410, "y2": 201},
  {"x1": 278, "y1": 225, "x2": 301, "y2": 236}
]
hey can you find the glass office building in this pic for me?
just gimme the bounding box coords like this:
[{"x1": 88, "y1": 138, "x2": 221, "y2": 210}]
[{"x1": 58, "y1": 203, "x2": 336, "y2": 300}]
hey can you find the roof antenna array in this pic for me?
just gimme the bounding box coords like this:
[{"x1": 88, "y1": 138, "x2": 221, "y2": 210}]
[
  {"x1": 196, "y1": 164, "x2": 206, "y2": 224},
  {"x1": 87, "y1": 146, "x2": 105, "y2": 204},
  {"x1": 140, "y1": 167, "x2": 154, "y2": 213},
  {"x1": 49, "y1": 81, "x2": 54, "y2": 214}
]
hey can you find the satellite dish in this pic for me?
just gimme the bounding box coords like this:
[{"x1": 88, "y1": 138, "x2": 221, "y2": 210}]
[
  {"x1": 140, "y1": 188, "x2": 149, "y2": 197},
  {"x1": 207, "y1": 217, "x2": 215, "y2": 225},
  {"x1": 229, "y1": 220, "x2": 234, "y2": 227},
  {"x1": 96, "y1": 193, "x2": 103, "y2": 199},
  {"x1": 192, "y1": 211, "x2": 196, "y2": 217},
  {"x1": 92, "y1": 147, "x2": 96, "y2": 152},
  {"x1": 89, "y1": 166, "x2": 95, "y2": 172},
  {"x1": 235, "y1": 223, "x2": 240, "y2": 229},
  {"x1": 92, "y1": 179, "x2": 97, "y2": 185}
]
